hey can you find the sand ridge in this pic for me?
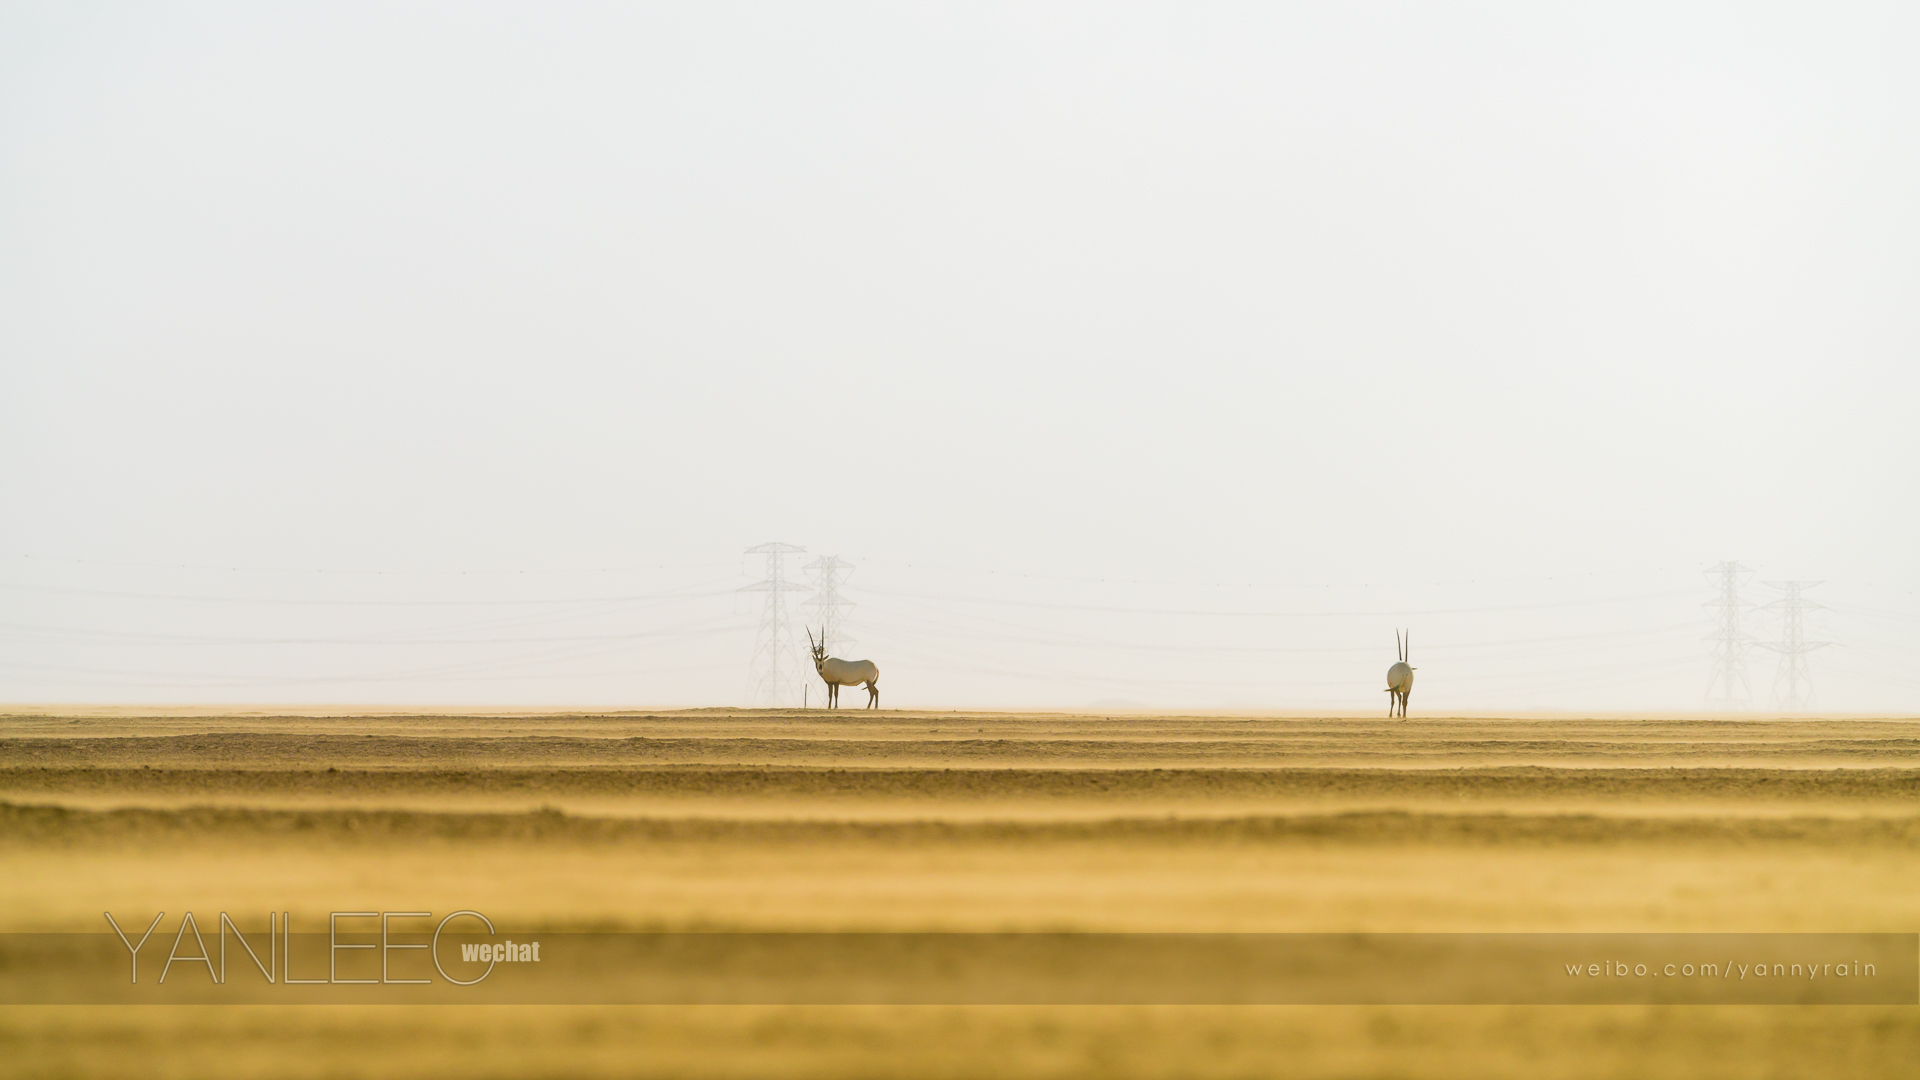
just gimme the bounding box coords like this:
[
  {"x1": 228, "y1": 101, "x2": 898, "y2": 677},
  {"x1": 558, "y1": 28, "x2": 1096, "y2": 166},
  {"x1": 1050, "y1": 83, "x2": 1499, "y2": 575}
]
[{"x1": 3, "y1": 710, "x2": 1918, "y2": 1077}]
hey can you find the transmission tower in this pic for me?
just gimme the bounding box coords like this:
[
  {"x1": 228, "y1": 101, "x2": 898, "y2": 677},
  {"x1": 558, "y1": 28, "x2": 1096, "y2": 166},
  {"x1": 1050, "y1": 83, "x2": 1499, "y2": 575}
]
[
  {"x1": 1757, "y1": 580, "x2": 1829, "y2": 712},
  {"x1": 740, "y1": 542, "x2": 807, "y2": 707},
  {"x1": 1702, "y1": 561, "x2": 1756, "y2": 710},
  {"x1": 802, "y1": 555, "x2": 856, "y2": 653}
]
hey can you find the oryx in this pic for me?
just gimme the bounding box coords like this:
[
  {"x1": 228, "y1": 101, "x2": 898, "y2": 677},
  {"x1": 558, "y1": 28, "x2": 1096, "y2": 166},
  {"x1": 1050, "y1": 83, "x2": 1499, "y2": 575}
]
[
  {"x1": 806, "y1": 627, "x2": 880, "y2": 709},
  {"x1": 1386, "y1": 629, "x2": 1415, "y2": 718}
]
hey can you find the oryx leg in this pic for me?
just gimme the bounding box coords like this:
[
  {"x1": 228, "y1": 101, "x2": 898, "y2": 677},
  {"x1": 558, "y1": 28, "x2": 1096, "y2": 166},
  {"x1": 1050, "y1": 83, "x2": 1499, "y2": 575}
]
[{"x1": 865, "y1": 681, "x2": 878, "y2": 709}]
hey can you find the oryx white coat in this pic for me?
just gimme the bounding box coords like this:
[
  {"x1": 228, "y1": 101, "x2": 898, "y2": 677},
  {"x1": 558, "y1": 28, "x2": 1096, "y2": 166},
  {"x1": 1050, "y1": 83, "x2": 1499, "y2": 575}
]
[
  {"x1": 1385, "y1": 630, "x2": 1415, "y2": 718},
  {"x1": 807, "y1": 628, "x2": 880, "y2": 709}
]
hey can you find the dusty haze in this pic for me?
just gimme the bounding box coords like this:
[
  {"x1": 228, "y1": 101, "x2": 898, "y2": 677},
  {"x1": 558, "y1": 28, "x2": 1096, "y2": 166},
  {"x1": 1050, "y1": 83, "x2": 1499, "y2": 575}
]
[{"x1": 2, "y1": 4, "x2": 1916, "y2": 710}]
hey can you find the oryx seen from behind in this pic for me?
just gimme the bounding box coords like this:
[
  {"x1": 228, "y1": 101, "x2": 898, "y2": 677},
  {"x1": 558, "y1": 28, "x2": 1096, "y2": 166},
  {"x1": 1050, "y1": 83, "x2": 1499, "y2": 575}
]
[
  {"x1": 807, "y1": 627, "x2": 880, "y2": 709},
  {"x1": 1386, "y1": 629, "x2": 1415, "y2": 718}
]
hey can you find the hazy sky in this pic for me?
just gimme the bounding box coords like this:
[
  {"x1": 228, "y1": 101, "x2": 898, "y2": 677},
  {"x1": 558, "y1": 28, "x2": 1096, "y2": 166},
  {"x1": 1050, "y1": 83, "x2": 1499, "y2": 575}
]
[{"x1": 3, "y1": 3, "x2": 1915, "y2": 711}]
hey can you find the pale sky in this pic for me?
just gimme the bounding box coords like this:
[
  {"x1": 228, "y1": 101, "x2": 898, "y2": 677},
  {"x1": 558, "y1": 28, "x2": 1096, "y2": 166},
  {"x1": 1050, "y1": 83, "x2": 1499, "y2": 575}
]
[{"x1": 3, "y1": 3, "x2": 1916, "y2": 711}]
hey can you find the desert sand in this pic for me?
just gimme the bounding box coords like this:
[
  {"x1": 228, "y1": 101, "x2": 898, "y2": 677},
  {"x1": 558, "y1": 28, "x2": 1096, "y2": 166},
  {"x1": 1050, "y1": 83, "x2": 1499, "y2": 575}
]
[{"x1": 2, "y1": 709, "x2": 1917, "y2": 1077}]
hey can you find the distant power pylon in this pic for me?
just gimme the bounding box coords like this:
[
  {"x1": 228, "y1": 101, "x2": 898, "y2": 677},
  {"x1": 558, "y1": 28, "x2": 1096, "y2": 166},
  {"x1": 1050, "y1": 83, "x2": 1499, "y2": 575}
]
[
  {"x1": 1703, "y1": 561, "x2": 1756, "y2": 710},
  {"x1": 1758, "y1": 580, "x2": 1829, "y2": 712},
  {"x1": 802, "y1": 555, "x2": 856, "y2": 652},
  {"x1": 740, "y1": 542, "x2": 807, "y2": 707}
]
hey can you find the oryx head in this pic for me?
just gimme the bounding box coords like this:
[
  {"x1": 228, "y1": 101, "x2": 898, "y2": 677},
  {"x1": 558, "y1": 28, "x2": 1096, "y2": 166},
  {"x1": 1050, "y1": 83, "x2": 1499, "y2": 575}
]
[{"x1": 805, "y1": 627, "x2": 827, "y2": 670}]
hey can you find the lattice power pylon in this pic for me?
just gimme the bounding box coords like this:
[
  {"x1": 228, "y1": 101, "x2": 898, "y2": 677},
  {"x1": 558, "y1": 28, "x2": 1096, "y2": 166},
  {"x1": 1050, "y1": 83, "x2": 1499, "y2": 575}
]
[
  {"x1": 740, "y1": 542, "x2": 807, "y2": 707},
  {"x1": 802, "y1": 555, "x2": 856, "y2": 654},
  {"x1": 1703, "y1": 561, "x2": 1756, "y2": 710},
  {"x1": 1758, "y1": 580, "x2": 1829, "y2": 712}
]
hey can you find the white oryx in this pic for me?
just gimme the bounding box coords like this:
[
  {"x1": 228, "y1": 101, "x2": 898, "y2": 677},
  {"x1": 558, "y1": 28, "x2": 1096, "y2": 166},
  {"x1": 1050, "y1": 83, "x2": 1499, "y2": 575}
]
[
  {"x1": 1386, "y1": 629, "x2": 1415, "y2": 718},
  {"x1": 807, "y1": 628, "x2": 880, "y2": 709}
]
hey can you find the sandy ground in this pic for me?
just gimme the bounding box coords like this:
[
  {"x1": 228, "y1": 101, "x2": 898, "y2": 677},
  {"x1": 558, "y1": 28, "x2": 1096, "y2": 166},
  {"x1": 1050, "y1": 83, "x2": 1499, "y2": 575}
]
[{"x1": 2, "y1": 709, "x2": 1918, "y2": 1077}]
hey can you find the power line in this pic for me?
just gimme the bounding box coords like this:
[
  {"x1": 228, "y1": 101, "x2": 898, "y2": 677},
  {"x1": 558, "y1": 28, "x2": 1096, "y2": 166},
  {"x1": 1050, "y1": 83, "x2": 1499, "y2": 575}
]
[
  {"x1": 849, "y1": 584, "x2": 1697, "y2": 619},
  {"x1": 1758, "y1": 580, "x2": 1830, "y2": 711},
  {"x1": 802, "y1": 555, "x2": 856, "y2": 653},
  {"x1": 2, "y1": 553, "x2": 735, "y2": 576},
  {"x1": 0, "y1": 660, "x2": 744, "y2": 690},
  {"x1": 0, "y1": 581, "x2": 737, "y2": 607},
  {"x1": 852, "y1": 600, "x2": 1697, "y2": 658},
  {"x1": 0, "y1": 615, "x2": 748, "y2": 647},
  {"x1": 856, "y1": 555, "x2": 1688, "y2": 590},
  {"x1": 0, "y1": 622, "x2": 752, "y2": 686},
  {"x1": 1702, "y1": 560, "x2": 1755, "y2": 710},
  {"x1": 739, "y1": 542, "x2": 807, "y2": 707}
]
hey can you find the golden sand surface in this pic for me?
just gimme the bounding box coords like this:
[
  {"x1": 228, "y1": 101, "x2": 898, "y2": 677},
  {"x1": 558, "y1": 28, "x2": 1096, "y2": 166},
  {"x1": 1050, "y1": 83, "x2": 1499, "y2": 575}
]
[{"x1": 2, "y1": 709, "x2": 1917, "y2": 1077}]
